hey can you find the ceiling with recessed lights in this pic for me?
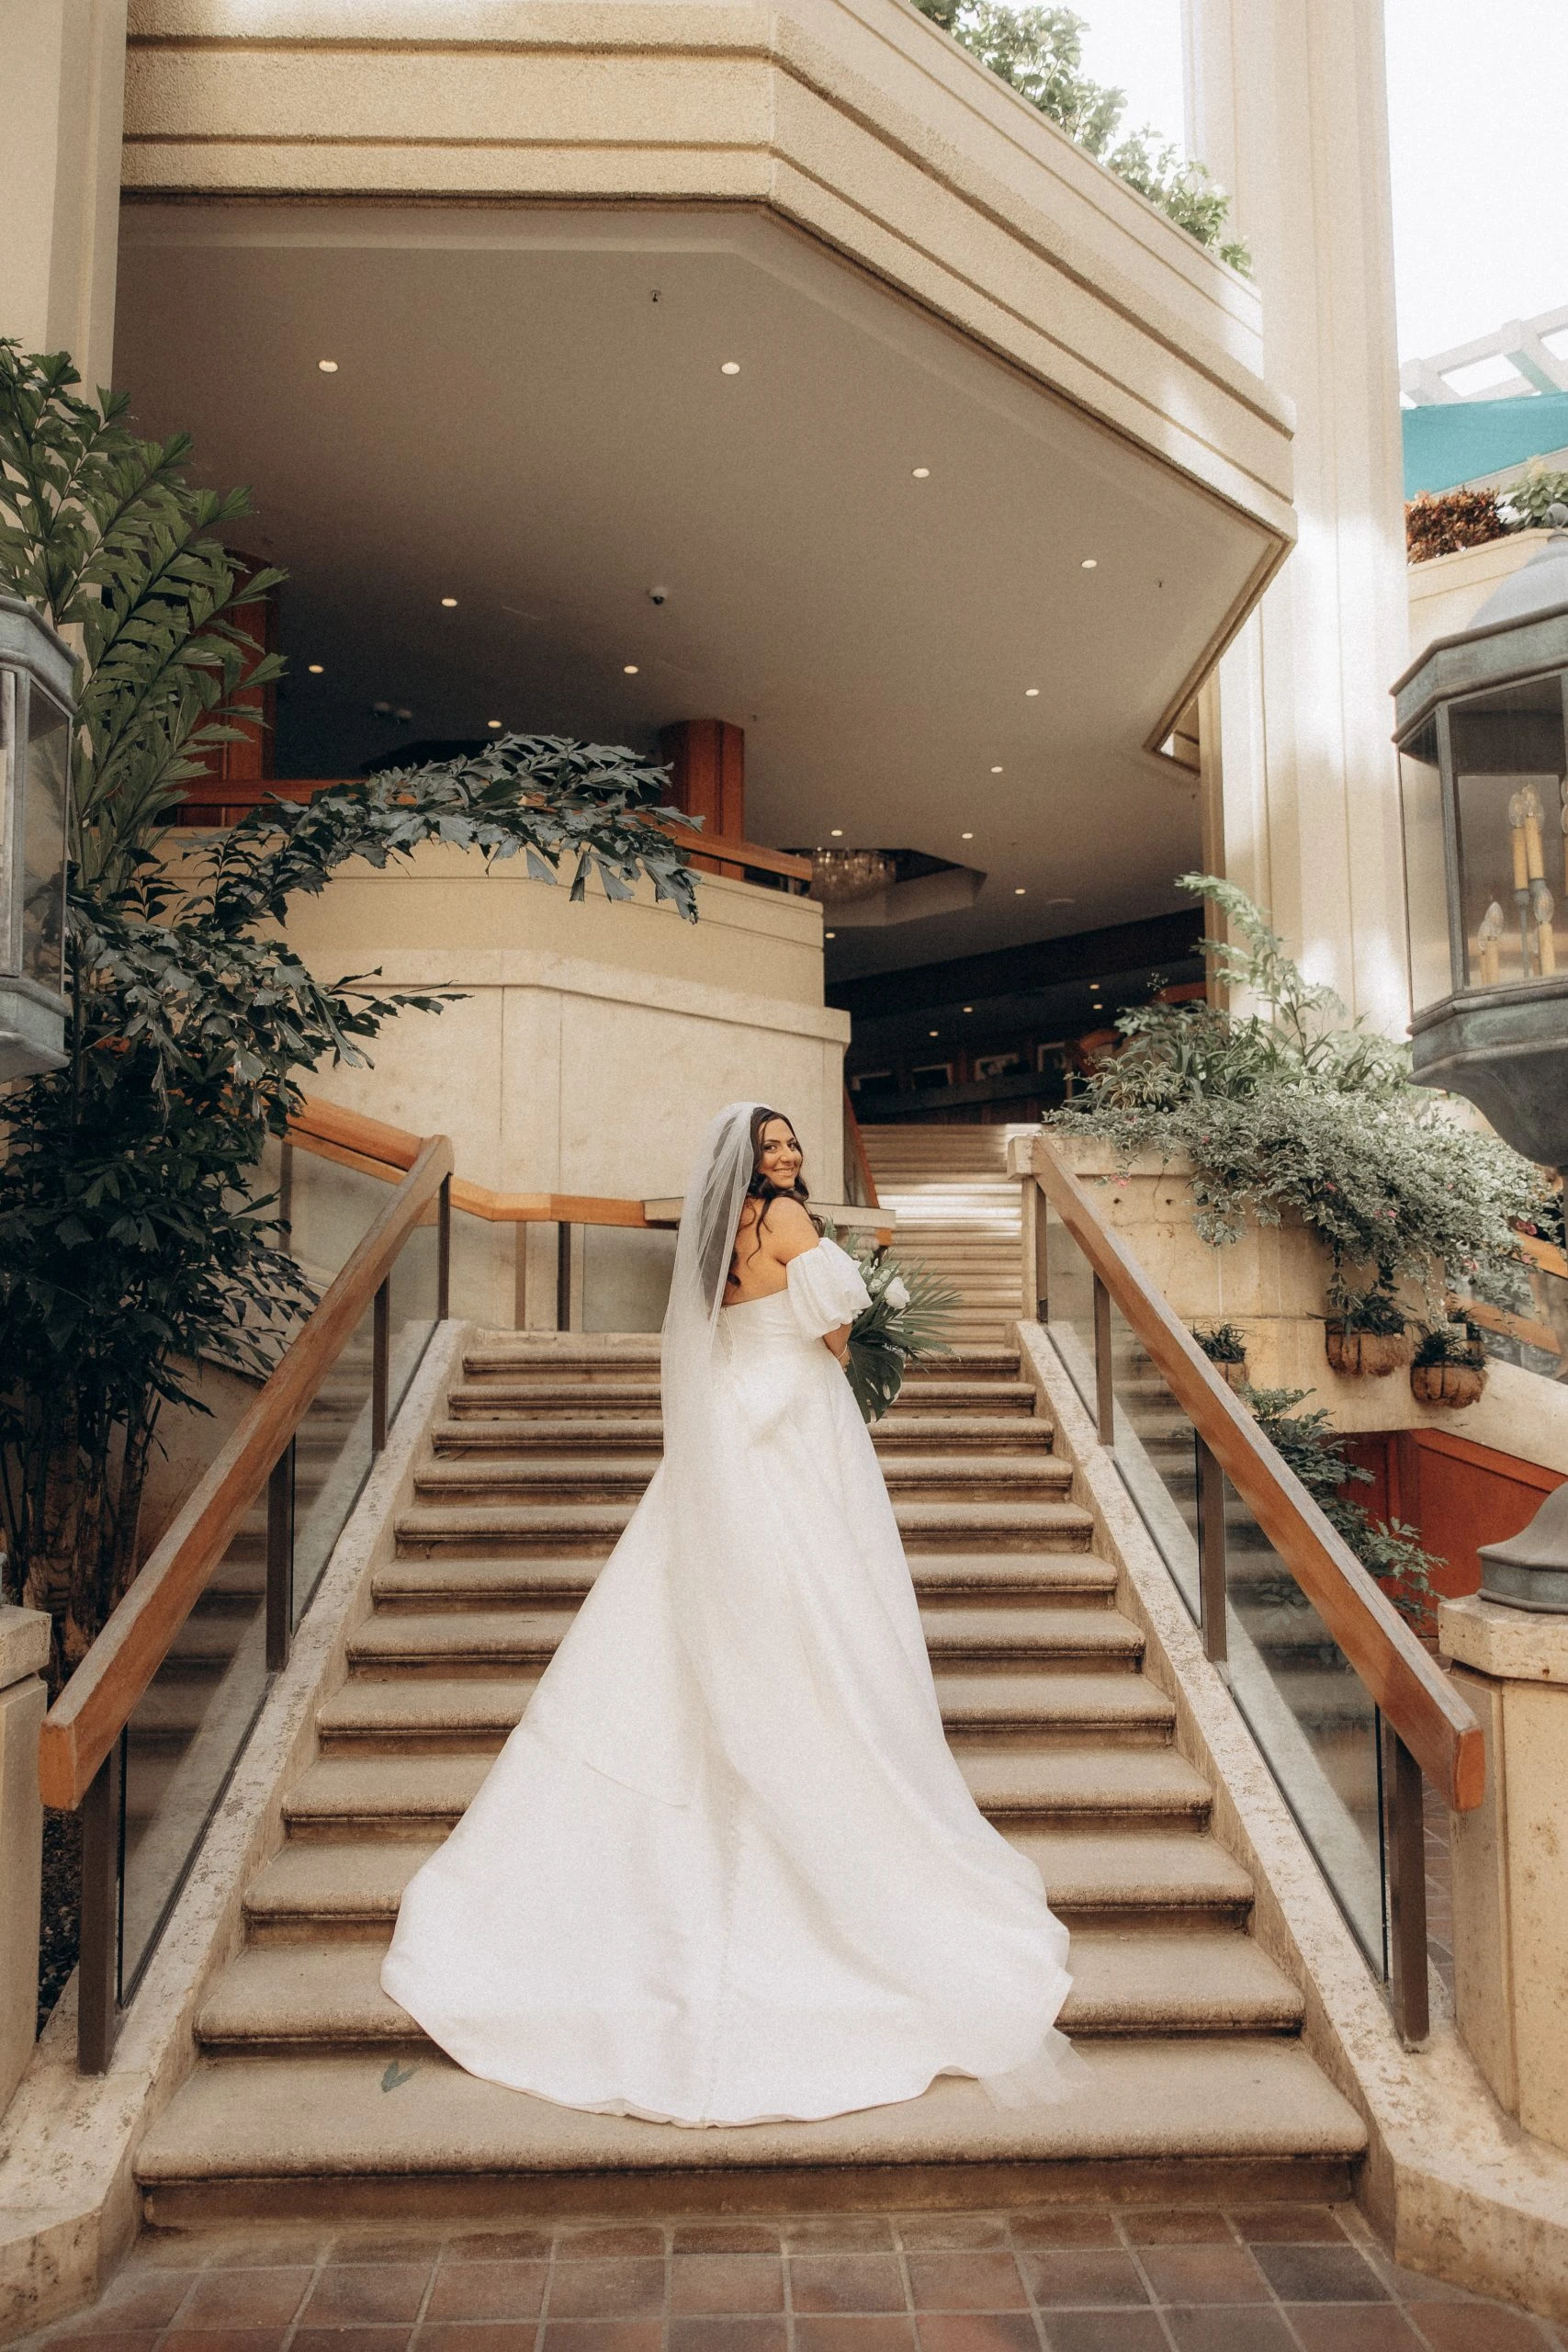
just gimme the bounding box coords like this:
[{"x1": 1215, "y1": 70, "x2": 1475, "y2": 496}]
[{"x1": 115, "y1": 203, "x2": 1276, "y2": 982}]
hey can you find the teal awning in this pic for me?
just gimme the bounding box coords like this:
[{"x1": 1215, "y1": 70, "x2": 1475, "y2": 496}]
[{"x1": 1404, "y1": 391, "x2": 1568, "y2": 499}]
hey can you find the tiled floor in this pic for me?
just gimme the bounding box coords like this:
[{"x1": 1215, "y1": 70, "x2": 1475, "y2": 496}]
[{"x1": 19, "y1": 2205, "x2": 1567, "y2": 2352}]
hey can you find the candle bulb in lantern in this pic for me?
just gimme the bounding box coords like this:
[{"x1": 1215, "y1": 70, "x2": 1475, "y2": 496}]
[
  {"x1": 1534, "y1": 881, "x2": 1557, "y2": 977},
  {"x1": 1510, "y1": 787, "x2": 1530, "y2": 890},
  {"x1": 1478, "y1": 899, "x2": 1505, "y2": 987},
  {"x1": 1561, "y1": 791, "x2": 1568, "y2": 896},
  {"x1": 1522, "y1": 783, "x2": 1546, "y2": 880}
]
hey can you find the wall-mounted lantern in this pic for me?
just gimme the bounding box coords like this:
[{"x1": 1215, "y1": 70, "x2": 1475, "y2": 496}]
[
  {"x1": 1393, "y1": 533, "x2": 1568, "y2": 1609},
  {"x1": 0, "y1": 596, "x2": 73, "y2": 1080}
]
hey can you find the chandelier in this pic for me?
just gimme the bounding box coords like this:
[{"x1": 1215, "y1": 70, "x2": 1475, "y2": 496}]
[{"x1": 810, "y1": 846, "x2": 896, "y2": 903}]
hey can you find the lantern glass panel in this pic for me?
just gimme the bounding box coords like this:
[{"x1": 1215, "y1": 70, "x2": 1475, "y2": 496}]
[
  {"x1": 1449, "y1": 674, "x2": 1568, "y2": 991},
  {"x1": 22, "y1": 684, "x2": 69, "y2": 990},
  {"x1": 1399, "y1": 718, "x2": 1450, "y2": 1011}
]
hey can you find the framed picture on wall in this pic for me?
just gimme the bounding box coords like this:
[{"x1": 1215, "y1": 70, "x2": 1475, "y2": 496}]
[{"x1": 974, "y1": 1050, "x2": 1022, "y2": 1081}]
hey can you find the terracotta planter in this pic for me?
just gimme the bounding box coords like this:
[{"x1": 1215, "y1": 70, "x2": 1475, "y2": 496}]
[
  {"x1": 1215, "y1": 1358, "x2": 1249, "y2": 1391},
  {"x1": 1411, "y1": 1360, "x2": 1487, "y2": 1408},
  {"x1": 1324, "y1": 1325, "x2": 1413, "y2": 1378}
]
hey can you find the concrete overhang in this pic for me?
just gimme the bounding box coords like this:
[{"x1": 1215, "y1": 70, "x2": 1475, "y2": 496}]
[{"x1": 118, "y1": 0, "x2": 1296, "y2": 971}]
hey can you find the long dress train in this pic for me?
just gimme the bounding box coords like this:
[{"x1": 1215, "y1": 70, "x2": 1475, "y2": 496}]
[{"x1": 381, "y1": 1124, "x2": 1079, "y2": 2127}]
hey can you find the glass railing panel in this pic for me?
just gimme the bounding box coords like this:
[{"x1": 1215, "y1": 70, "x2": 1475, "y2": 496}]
[
  {"x1": 1222, "y1": 1476, "x2": 1387, "y2": 1971},
  {"x1": 1042, "y1": 1202, "x2": 1099, "y2": 1416},
  {"x1": 290, "y1": 1298, "x2": 376, "y2": 1625},
  {"x1": 583, "y1": 1226, "x2": 678, "y2": 1333},
  {"x1": 281, "y1": 1148, "x2": 395, "y2": 1290},
  {"x1": 386, "y1": 1211, "x2": 442, "y2": 1423},
  {"x1": 118, "y1": 1514, "x2": 270, "y2": 1997},
  {"x1": 1105, "y1": 1301, "x2": 1202, "y2": 1624}
]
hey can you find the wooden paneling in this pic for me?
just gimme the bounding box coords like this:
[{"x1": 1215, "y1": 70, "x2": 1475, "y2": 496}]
[
  {"x1": 1342, "y1": 1427, "x2": 1564, "y2": 1603},
  {"x1": 660, "y1": 718, "x2": 746, "y2": 878}
]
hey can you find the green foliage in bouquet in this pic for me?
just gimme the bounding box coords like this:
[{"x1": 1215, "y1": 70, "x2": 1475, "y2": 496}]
[{"x1": 822, "y1": 1226, "x2": 961, "y2": 1423}]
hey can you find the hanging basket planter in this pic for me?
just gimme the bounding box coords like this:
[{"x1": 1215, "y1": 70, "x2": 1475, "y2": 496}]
[
  {"x1": 1325, "y1": 1323, "x2": 1414, "y2": 1378},
  {"x1": 1411, "y1": 1359, "x2": 1487, "y2": 1408}
]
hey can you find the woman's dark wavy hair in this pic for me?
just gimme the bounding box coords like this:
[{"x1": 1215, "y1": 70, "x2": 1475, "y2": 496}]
[{"x1": 733, "y1": 1105, "x2": 815, "y2": 1275}]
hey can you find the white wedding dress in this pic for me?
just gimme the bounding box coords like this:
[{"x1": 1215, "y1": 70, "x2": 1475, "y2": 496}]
[{"x1": 381, "y1": 1102, "x2": 1079, "y2": 2127}]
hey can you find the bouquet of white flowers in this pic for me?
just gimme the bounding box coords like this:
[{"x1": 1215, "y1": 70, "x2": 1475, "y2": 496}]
[{"x1": 822, "y1": 1222, "x2": 961, "y2": 1422}]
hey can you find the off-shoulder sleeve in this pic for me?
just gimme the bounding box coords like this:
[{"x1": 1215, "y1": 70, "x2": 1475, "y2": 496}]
[{"x1": 786, "y1": 1236, "x2": 872, "y2": 1340}]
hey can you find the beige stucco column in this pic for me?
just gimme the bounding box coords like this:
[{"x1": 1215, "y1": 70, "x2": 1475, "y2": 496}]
[
  {"x1": 0, "y1": 1606, "x2": 51, "y2": 2120},
  {"x1": 1439, "y1": 1594, "x2": 1568, "y2": 2153},
  {"x1": 1183, "y1": 0, "x2": 1411, "y2": 1033},
  {"x1": 0, "y1": 0, "x2": 128, "y2": 389}
]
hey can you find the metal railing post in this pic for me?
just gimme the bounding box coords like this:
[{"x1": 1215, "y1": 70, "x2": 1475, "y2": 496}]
[
  {"x1": 1032, "y1": 1181, "x2": 1050, "y2": 1324},
  {"x1": 372, "y1": 1276, "x2": 390, "y2": 1453},
  {"x1": 557, "y1": 1222, "x2": 574, "y2": 1333},
  {"x1": 77, "y1": 1736, "x2": 123, "y2": 2075},
  {"x1": 265, "y1": 1441, "x2": 296, "y2": 1674},
  {"x1": 1195, "y1": 1435, "x2": 1229, "y2": 1665},
  {"x1": 436, "y1": 1175, "x2": 451, "y2": 1320},
  {"x1": 1092, "y1": 1272, "x2": 1115, "y2": 1445},
  {"x1": 1382, "y1": 1718, "x2": 1430, "y2": 2045}
]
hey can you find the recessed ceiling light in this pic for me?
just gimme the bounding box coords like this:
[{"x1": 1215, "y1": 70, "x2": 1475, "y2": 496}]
[
  {"x1": 962, "y1": 1004, "x2": 974, "y2": 1012},
  {"x1": 825, "y1": 930, "x2": 836, "y2": 938},
  {"x1": 1025, "y1": 687, "x2": 1040, "y2": 697},
  {"x1": 720, "y1": 361, "x2": 741, "y2": 375},
  {"x1": 1015, "y1": 887, "x2": 1026, "y2": 895},
  {"x1": 440, "y1": 596, "x2": 458, "y2": 607},
  {"x1": 830, "y1": 828, "x2": 844, "y2": 838},
  {"x1": 307, "y1": 662, "x2": 323, "y2": 674},
  {"x1": 623, "y1": 663, "x2": 639, "y2": 674},
  {"x1": 961, "y1": 831, "x2": 974, "y2": 841},
  {"x1": 912, "y1": 467, "x2": 931, "y2": 479},
  {"x1": 317, "y1": 359, "x2": 338, "y2": 373},
  {"x1": 990, "y1": 764, "x2": 1003, "y2": 774},
  {"x1": 1080, "y1": 557, "x2": 1098, "y2": 571},
  {"x1": 487, "y1": 718, "x2": 502, "y2": 729}
]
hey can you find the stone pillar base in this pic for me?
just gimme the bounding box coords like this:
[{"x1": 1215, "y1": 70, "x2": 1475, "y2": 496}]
[{"x1": 0, "y1": 1605, "x2": 51, "y2": 2120}]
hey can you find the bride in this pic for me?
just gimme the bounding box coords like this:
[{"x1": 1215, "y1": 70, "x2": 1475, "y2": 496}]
[{"x1": 381, "y1": 1101, "x2": 1079, "y2": 2126}]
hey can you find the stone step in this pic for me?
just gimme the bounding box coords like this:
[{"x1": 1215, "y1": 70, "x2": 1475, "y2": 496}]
[
  {"x1": 281, "y1": 1741, "x2": 1208, "y2": 1840},
  {"x1": 427, "y1": 1414, "x2": 1055, "y2": 1457},
  {"x1": 134, "y1": 2041, "x2": 1364, "y2": 2222},
  {"x1": 317, "y1": 1668, "x2": 1170, "y2": 1750},
  {"x1": 394, "y1": 1498, "x2": 1097, "y2": 1557},
  {"x1": 410, "y1": 1454, "x2": 1073, "y2": 1504},
  {"x1": 369, "y1": 1550, "x2": 1120, "y2": 1611},
  {"x1": 444, "y1": 1377, "x2": 1043, "y2": 1419},
  {"x1": 195, "y1": 1929, "x2": 1303, "y2": 2057},
  {"x1": 242, "y1": 1826, "x2": 1256, "y2": 1946},
  {"x1": 344, "y1": 1603, "x2": 1139, "y2": 1675}
]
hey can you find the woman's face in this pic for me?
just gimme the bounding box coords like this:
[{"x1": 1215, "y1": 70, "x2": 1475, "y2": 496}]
[{"x1": 758, "y1": 1117, "x2": 803, "y2": 1190}]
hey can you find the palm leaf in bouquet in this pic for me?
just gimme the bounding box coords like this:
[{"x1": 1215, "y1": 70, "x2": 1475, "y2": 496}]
[{"x1": 823, "y1": 1223, "x2": 962, "y2": 1423}]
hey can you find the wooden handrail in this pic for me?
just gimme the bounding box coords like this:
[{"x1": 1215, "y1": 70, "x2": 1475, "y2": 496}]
[
  {"x1": 843, "y1": 1088, "x2": 881, "y2": 1211},
  {"x1": 39, "y1": 1135, "x2": 454, "y2": 1811},
  {"x1": 168, "y1": 780, "x2": 813, "y2": 885},
  {"x1": 1033, "y1": 1138, "x2": 1485, "y2": 1814}
]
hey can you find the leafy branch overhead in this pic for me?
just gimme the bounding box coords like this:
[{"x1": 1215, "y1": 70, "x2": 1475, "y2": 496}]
[
  {"x1": 910, "y1": 1, "x2": 1251, "y2": 273},
  {"x1": 0, "y1": 344, "x2": 698, "y2": 1681}
]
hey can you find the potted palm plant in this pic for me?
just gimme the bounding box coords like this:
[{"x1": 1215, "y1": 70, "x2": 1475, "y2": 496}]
[
  {"x1": 1324, "y1": 1283, "x2": 1413, "y2": 1378},
  {"x1": 1410, "y1": 1317, "x2": 1488, "y2": 1408},
  {"x1": 1192, "y1": 1323, "x2": 1249, "y2": 1389}
]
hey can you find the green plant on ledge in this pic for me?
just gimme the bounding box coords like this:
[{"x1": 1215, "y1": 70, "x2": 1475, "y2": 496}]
[
  {"x1": 1192, "y1": 1322, "x2": 1247, "y2": 1364},
  {"x1": 1044, "y1": 872, "x2": 1550, "y2": 1336},
  {"x1": 0, "y1": 344, "x2": 697, "y2": 1689},
  {"x1": 909, "y1": 0, "x2": 1250, "y2": 273}
]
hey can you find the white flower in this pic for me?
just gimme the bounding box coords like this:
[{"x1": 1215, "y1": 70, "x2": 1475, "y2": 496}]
[{"x1": 885, "y1": 1275, "x2": 910, "y2": 1312}]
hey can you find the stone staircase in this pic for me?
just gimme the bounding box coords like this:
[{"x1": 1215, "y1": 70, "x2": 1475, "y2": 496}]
[
  {"x1": 135, "y1": 1333, "x2": 1366, "y2": 2222},
  {"x1": 858, "y1": 1124, "x2": 1025, "y2": 1348}
]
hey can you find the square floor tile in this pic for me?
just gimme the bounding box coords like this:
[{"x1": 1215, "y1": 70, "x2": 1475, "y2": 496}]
[
  {"x1": 161, "y1": 2333, "x2": 294, "y2": 2352},
  {"x1": 1007, "y1": 2220, "x2": 1118, "y2": 2253},
  {"x1": 418, "y1": 2328, "x2": 539, "y2": 2352},
  {"x1": 1228, "y1": 2208, "x2": 1348, "y2": 2245},
  {"x1": 424, "y1": 2261, "x2": 549, "y2": 2321},
  {"x1": 906, "y1": 2256, "x2": 1027, "y2": 2313},
  {"x1": 671, "y1": 2226, "x2": 782, "y2": 2256},
  {"x1": 1163, "y1": 2312, "x2": 1298, "y2": 2352},
  {"x1": 793, "y1": 2321, "x2": 918, "y2": 2352},
  {"x1": 291, "y1": 2331, "x2": 412, "y2": 2352},
  {"x1": 1252, "y1": 2244, "x2": 1389, "y2": 2302},
  {"x1": 667, "y1": 2322, "x2": 788, "y2": 2352},
  {"x1": 93, "y1": 2269, "x2": 197, "y2": 2325},
  {"x1": 790, "y1": 2257, "x2": 908, "y2": 2313},
  {"x1": 173, "y1": 2267, "x2": 314, "y2": 2328},
  {"x1": 1121, "y1": 2211, "x2": 1235, "y2": 2246},
  {"x1": 915, "y1": 2315, "x2": 1041, "y2": 2352},
  {"x1": 543, "y1": 2261, "x2": 665, "y2": 2322},
  {"x1": 897, "y1": 2220, "x2": 1011, "y2": 2253},
  {"x1": 445, "y1": 2232, "x2": 556, "y2": 2263},
  {"x1": 1037, "y1": 2314, "x2": 1168, "y2": 2352},
  {"x1": 784, "y1": 2222, "x2": 900, "y2": 2254},
  {"x1": 1135, "y1": 2247, "x2": 1268, "y2": 2306},
  {"x1": 553, "y1": 2230, "x2": 665, "y2": 2260},
  {"x1": 668, "y1": 2256, "x2": 784, "y2": 2314},
  {"x1": 301, "y1": 2261, "x2": 433, "y2": 2325},
  {"x1": 1017, "y1": 2252, "x2": 1150, "y2": 2310},
  {"x1": 536, "y1": 2325, "x2": 663, "y2": 2352},
  {"x1": 1283, "y1": 2307, "x2": 1426, "y2": 2349},
  {"x1": 42, "y1": 2334, "x2": 163, "y2": 2352},
  {"x1": 1407, "y1": 2306, "x2": 1558, "y2": 2349}
]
